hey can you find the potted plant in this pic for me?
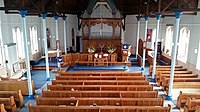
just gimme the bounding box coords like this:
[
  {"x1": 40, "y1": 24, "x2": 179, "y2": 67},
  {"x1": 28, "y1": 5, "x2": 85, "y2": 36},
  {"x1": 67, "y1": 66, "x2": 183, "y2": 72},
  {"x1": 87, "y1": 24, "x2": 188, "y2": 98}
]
[
  {"x1": 88, "y1": 45, "x2": 96, "y2": 53},
  {"x1": 107, "y1": 44, "x2": 116, "y2": 54}
]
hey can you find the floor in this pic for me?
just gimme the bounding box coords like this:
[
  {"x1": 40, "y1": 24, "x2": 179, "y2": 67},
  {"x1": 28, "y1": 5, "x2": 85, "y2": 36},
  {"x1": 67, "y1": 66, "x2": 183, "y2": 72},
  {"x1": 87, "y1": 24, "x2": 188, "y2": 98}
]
[{"x1": 19, "y1": 65, "x2": 181, "y2": 112}]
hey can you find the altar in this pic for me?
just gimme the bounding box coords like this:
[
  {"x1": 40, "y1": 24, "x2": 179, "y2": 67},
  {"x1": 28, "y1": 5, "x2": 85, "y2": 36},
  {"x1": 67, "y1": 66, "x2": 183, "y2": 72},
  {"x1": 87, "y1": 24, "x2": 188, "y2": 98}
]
[{"x1": 94, "y1": 57, "x2": 108, "y2": 66}]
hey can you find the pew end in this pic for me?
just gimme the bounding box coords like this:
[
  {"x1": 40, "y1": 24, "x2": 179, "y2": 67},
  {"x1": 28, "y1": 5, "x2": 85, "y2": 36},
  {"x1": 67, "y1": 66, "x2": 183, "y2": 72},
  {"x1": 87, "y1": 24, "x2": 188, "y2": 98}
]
[{"x1": 0, "y1": 104, "x2": 6, "y2": 112}]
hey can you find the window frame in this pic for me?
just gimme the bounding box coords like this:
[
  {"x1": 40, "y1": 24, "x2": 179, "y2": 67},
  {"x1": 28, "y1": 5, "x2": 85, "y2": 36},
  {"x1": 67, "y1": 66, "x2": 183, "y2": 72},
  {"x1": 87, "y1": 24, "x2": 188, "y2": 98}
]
[
  {"x1": 177, "y1": 27, "x2": 190, "y2": 63},
  {"x1": 12, "y1": 26, "x2": 25, "y2": 60},
  {"x1": 29, "y1": 26, "x2": 38, "y2": 54},
  {"x1": 164, "y1": 26, "x2": 174, "y2": 56}
]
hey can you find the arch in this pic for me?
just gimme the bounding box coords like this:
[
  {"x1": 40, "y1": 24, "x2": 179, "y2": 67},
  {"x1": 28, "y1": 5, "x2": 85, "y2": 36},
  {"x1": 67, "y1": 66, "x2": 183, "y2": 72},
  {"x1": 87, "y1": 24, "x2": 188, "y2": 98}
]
[
  {"x1": 12, "y1": 26, "x2": 25, "y2": 59},
  {"x1": 29, "y1": 26, "x2": 38, "y2": 54},
  {"x1": 164, "y1": 26, "x2": 174, "y2": 56},
  {"x1": 177, "y1": 27, "x2": 190, "y2": 63}
]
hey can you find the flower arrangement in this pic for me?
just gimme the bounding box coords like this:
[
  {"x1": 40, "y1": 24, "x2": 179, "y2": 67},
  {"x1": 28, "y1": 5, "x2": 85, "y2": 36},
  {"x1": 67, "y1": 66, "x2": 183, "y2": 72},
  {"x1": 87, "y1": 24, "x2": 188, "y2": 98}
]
[
  {"x1": 107, "y1": 44, "x2": 116, "y2": 54},
  {"x1": 88, "y1": 45, "x2": 96, "y2": 53}
]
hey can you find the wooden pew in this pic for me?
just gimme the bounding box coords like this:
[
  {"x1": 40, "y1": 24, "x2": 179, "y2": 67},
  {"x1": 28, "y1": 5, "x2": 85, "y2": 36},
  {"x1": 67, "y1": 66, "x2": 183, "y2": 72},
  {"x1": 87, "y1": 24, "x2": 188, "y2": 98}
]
[
  {"x1": 155, "y1": 71, "x2": 192, "y2": 83},
  {"x1": 47, "y1": 85, "x2": 154, "y2": 91},
  {"x1": 0, "y1": 80, "x2": 35, "y2": 95},
  {"x1": 171, "y1": 82, "x2": 200, "y2": 88},
  {"x1": 0, "y1": 90, "x2": 24, "y2": 107},
  {"x1": 0, "y1": 104, "x2": 6, "y2": 112},
  {"x1": 196, "y1": 106, "x2": 200, "y2": 112},
  {"x1": 29, "y1": 104, "x2": 171, "y2": 112},
  {"x1": 42, "y1": 91, "x2": 158, "y2": 98},
  {"x1": 36, "y1": 96, "x2": 164, "y2": 106},
  {"x1": 158, "y1": 74, "x2": 198, "y2": 86},
  {"x1": 59, "y1": 71, "x2": 142, "y2": 76},
  {"x1": 177, "y1": 91, "x2": 200, "y2": 109},
  {"x1": 52, "y1": 80, "x2": 149, "y2": 85},
  {"x1": 56, "y1": 76, "x2": 146, "y2": 80},
  {"x1": 184, "y1": 98, "x2": 200, "y2": 112},
  {"x1": 149, "y1": 65, "x2": 183, "y2": 76},
  {"x1": 162, "y1": 78, "x2": 200, "y2": 90},
  {"x1": 0, "y1": 96, "x2": 17, "y2": 112},
  {"x1": 159, "y1": 53, "x2": 172, "y2": 65}
]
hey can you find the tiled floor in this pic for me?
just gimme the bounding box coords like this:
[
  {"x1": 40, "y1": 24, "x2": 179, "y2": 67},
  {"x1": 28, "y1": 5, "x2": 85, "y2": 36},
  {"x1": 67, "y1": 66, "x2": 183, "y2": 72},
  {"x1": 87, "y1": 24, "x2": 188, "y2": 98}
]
[{"x1": 19, "y1": 66, "x2": 182, "y2": 112}]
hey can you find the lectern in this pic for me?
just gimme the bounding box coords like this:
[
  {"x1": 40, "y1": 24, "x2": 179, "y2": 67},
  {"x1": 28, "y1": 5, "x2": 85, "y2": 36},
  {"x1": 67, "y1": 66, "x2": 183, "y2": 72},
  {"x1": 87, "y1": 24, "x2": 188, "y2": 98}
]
[{"x1": 122, "y1": 44, "x2": 131, "y2": 62}]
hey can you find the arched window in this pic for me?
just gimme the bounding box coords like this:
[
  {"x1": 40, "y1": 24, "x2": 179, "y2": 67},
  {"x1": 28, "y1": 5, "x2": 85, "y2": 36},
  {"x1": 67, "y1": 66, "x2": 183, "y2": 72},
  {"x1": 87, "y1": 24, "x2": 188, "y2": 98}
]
[
  {"x1": 151, "y1": 28, "x2": 156, "y2": 49},
  {"x1": 12, "y1": 27, "x2": 25, "y2": 59},
  {"x1": 196, "y1": 41, "x2": 200, "y2": 70},
  {"x1": 177, "y1": 27, "x2": 190, "y2": 63},
  {"x1": 165, "y1": 26, "x2": 174, "y2": 56},
  {"x1": 29, "y1": 26, "x2": 38, "y2": 54},
  {"x1": 0, "y1": 23, "x2": 4, "y2": 67}
]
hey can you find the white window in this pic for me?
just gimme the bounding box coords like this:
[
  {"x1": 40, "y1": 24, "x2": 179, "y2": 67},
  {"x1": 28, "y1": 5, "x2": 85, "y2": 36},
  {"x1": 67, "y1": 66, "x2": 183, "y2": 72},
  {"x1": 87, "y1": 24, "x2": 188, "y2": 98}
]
[
  {"x1": 177, "y1": 27, "x2": 190, "y2": 63},
  {"x1": 151, "y1": 28, "x2": 156, "y2": 49},
  {"x1": 0, "y1": 23, "x2": 4, "y2": 67},
  {"x1": 165, "y1": 26, "x2": 174, "y2": 56},
  {"x1": 29, "y1": 26, "x2": 38, "y2": 54},
  {"x1": 196, "y1": 41, "x2": 200, "y2": 70},
  {"x1": 12, "y1": 27, "x2": 25, "y2": 59}
]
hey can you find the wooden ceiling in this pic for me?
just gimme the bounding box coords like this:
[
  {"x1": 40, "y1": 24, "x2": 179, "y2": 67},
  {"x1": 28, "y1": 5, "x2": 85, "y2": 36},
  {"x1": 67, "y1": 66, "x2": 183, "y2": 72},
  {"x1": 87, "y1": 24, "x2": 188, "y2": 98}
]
[{"x1": 2, "y1": 0, "x2": 199, "y2": 17}]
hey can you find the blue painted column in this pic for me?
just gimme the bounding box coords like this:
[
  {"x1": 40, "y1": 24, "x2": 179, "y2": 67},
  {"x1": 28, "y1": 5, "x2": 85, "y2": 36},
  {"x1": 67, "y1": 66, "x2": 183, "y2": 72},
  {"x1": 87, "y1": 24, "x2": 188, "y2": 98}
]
[
  {"x1": 152, "y1": 13, "x2": 162, "y2": 80},
  {"x1": 62, "y1": 16, "x2": 67, "y2": 54},
  {"x1": 141, "y1": 16, "x2": 149, "y2": 72},
  {"x1": 167, "y1": 11, "x2": 182, "y2": 100},
  {"x1": 41, "y1": 13, "x2": 50, "y2": 81},
  {"x1": 135, "y1": 16, "x2": 141, "y2": 59},
  {"x1": 20, "y1": 10, "x2": 34, "y2": 99}
]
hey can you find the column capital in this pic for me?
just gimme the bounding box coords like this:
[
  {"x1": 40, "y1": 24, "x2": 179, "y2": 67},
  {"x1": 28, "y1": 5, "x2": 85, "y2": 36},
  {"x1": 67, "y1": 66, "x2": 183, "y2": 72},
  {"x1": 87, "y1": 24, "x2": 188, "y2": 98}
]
[
  {"x1": 41, "y1": 13, "x2": 47, "y2": 19},
  {"x1": 62, "y1": 16, "x2": 67, "y2": 21},
  {"x1": 20, "y1": 10, "x2": 27, "y2": 18},
  {"x1": 54, "y1": 16, "x2": 59, "y2": 20},
  {"x1": 144, "y1": 16, "x2": 149, "y2": 21},
  {"x1": 136, "y1": 16, "x2": 141, "y2": 21},
  {"x1": 155, "y1": 13, "x2": 162, "y2": 20},
  {"x1": 174, "y1": 11, "x2": 183, "y2": 19}
]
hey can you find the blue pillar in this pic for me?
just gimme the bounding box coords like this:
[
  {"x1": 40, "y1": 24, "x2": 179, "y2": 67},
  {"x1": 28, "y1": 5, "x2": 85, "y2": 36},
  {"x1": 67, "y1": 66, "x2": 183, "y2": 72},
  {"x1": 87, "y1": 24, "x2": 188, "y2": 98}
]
[
  {"x1": 152, "y1": 13, "x2": 162, "y2": 81},
  {"x1": 62, "y1": 16, "x2": 67, "y2": 54},
  {"x1": 20, "y1": 10, "x2": 34, "y2": 99},
  {"x1": 135, "y1": 16, "x2": 141, "y2": 59},
  {"x1": 141, "y1": 16, "x2": 149, "y2": 73},
  {"x1": 167, "y1": 11, "x2": 183, "y2": 100},
  {"x1": 41, "y1": 13, "x2": 50, "y2": 81}
]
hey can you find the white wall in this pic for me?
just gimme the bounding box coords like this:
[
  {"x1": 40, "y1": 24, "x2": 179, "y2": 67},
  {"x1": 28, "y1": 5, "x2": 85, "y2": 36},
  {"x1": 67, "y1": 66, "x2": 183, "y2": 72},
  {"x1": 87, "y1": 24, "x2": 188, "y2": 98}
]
[
  {"x1": 45, "y1": 15, "x2": 78, "y2": 51},
  {"x1": 124, "y1": 13, "x2": 200, "y2": 74},
  {"x1": 125, "y1": 15, "x2": 164, "y2": 53},
  {"x1": 0, "y1": 0, "x2": 78, "y2": 76}
]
